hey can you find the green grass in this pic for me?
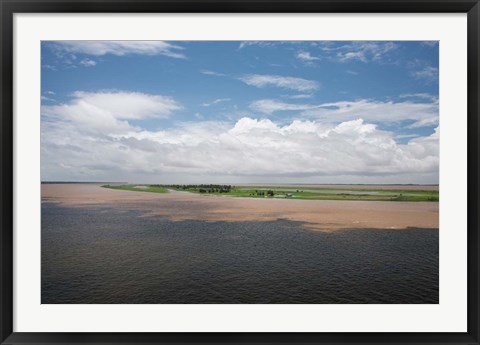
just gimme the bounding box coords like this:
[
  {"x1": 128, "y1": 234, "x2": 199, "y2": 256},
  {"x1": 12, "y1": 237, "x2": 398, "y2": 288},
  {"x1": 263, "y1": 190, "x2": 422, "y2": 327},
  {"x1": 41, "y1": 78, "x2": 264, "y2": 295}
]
[
  {"x1": 102, "y1": 184, "x2": 438, "y2": 202},
  {"x1": 241, "y1": 185, "x2": 438, "y2": 195},
  {"x1": 102, "y1": 184, "x2": 168, "y2": 193},
  {"x1": 168, "y1": 186, "x2": 438, "y2": 202}
]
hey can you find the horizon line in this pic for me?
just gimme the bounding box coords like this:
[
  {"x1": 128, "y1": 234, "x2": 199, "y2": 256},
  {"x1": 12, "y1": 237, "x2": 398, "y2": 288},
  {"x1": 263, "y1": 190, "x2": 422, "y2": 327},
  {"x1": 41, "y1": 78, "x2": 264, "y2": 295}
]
[{"x1": 41, "y1": 181, "x2": 440, "y2": 186}]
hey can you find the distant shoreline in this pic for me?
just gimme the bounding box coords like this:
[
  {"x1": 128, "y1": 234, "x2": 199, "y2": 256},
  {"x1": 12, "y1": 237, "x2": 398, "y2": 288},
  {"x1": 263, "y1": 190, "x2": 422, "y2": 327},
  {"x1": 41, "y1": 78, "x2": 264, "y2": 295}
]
[
  {"x1": 42, "y1": 181, "x2": 439, "y2": 189},
  {"x1": 41, "y1": 183, "x2": 439, "y2": 231},
  {"x1": 41, "y1": 181, "x2": 127, "y2": 184},
  {"x1": 101, "y1": 183, "x2": 439, "y2": 202}
]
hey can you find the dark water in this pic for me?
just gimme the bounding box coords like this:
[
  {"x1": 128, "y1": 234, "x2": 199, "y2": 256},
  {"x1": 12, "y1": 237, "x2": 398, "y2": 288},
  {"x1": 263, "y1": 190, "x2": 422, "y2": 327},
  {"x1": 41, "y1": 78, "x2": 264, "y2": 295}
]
[{"x1": 42, "y1": 202, "x2": 438, "y2": 304}]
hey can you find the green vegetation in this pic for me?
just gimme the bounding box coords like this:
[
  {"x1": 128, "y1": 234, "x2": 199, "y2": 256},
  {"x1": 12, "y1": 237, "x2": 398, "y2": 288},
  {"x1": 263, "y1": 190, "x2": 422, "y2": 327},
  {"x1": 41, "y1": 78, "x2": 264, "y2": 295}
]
[
  {"x1": 166, "y1": 184, "x2": 438, "y2": 202},
  {"x1": 167, "y1": 184, "x2": 233, "y2": 193},
  {"x1": 102, "y1": 184, "x2": 438, "y2": 202},
  {"x1": 102, "y1": 184, "x2": 168, "y2": 193}
]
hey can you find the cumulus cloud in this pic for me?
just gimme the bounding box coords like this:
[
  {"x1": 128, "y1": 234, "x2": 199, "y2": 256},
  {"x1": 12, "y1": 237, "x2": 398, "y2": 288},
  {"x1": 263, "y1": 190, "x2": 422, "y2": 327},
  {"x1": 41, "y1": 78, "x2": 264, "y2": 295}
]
[
  {"x1": 239, "y1": 74, "x2": 319, "y2": 92},
  {"x1": 51, "y1": 41, "x2": 186, "y2": 59},
  {"x1": 42, "y1": 91, "x2": 182, "y2": 135},
  {"x1": 42, "y1": 96, "x2": 439, "y2": 183}
]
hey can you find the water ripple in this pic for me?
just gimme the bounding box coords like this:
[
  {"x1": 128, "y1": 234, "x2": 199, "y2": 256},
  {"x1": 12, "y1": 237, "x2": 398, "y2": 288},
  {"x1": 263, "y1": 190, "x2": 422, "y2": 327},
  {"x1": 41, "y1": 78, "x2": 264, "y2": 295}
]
[{"x1": 42, "y1": 203, "x2": 438, "y2": 304}]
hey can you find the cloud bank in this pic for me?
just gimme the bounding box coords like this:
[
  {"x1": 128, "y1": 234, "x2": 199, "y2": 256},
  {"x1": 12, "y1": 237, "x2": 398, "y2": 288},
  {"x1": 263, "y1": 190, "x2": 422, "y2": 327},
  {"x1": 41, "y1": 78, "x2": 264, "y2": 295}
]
[{"x1": 42, "y1": 91, "x2": 438, "y2": 184}]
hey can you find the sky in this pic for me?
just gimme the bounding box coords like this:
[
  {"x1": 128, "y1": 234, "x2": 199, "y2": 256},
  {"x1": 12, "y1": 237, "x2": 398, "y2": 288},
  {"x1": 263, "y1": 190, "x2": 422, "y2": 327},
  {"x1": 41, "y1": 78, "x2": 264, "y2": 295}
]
[{"x1": 41, "y1": 41, "x2": 439, "y2": 184}]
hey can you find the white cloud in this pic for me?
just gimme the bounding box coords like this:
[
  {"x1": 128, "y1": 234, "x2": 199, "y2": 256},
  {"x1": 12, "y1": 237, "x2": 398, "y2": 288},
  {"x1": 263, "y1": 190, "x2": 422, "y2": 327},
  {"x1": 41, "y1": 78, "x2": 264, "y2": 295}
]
[
  {"x1": 42, "y1": 91, "x2": 182, "y2": 135},
  {"x1": 407, "y1": 116, "x2": 439, "y2": 129},
  {"x1": 41, "y1": 96, "x2": 56, "y2": 102},
  {"x1": 202, "y1": 98, "x2": 231, "y2": 107},
  {"x1": 238, "y1": 41, "x2": 280, "y2": 49},
  {"x1": 395, "y1": 134, "x2": 419, "y2": 140},
  {"x1": 42, "y1": 64, "x2": 58, "y2": 71},
  {"x1": 250, "y1": 98, "x2": 438, "y2": 128},
  {"x1": 304, "y1": 99, "x2": 438, "y2": 127},
  {"x1": 237, "y1": 41, "x2": 399, "y2": 65},
  {"x1": 325, "y1": 41, "x2": 398, "y2": 63},
  {"x1": 238, "y1": 41, "x2": 258, "y2": 49},
  {"x1": 79, "y1": 58, "x2": 97, "y2": 67},
  {"x1": 200, "y1": 69, "x2": 227, "y2": 77},
  {"x1": 42, "y1": 113, "x2": 439, "y2": 183},
  {"x1": 51, "y1": 41, "x2": 186, "y2": 59},
  {"x1": 283, "y1": 94, "x2": 314, "y2": 99},
  {"x1": 250, "y1": 99, "x2": 316, "y2": 114},
  {"x1": 239, "y1": 74, "x2": 319, "y2": 92},
  {"x1": 339, "y1": 51, "x2": 367, "y2": 62},
  {"x1": 296, "y1": 51, "x2": 320, "y2": 62},
  {"x1": 422, "y1": 41, "x2": 438, "y2": 47},
  {"x1": 399, "y1": 93, "x2": 438, "y2": 101},
  {"x1": 412, "y1": 66, "x2": 439, "y2": 81}
]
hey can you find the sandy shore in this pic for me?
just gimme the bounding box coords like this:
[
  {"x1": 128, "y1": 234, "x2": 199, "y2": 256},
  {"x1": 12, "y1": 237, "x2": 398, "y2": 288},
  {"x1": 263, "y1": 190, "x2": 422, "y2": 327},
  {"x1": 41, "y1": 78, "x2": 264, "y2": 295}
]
[{"x1": 42, "y1": 184, "x2": 439, "y2": 231}]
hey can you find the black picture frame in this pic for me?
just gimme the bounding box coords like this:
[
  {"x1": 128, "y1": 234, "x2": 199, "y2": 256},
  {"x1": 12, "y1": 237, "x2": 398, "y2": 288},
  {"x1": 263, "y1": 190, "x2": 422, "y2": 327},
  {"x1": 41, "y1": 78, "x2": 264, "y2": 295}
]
[{"x1": 1, "y1": 0, "x2": 479, "y2": 344}]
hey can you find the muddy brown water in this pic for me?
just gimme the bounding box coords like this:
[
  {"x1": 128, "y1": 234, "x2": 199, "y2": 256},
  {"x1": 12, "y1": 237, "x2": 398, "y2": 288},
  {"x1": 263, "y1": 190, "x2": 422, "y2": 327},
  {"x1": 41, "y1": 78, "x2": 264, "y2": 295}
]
[{"x1": 41, "y1": 184, "x2": 439, "y2": 304}]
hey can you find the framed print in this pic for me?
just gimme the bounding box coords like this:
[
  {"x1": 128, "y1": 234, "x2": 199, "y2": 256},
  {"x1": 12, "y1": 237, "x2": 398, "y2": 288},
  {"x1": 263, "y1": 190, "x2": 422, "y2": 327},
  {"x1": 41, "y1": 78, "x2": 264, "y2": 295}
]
[{"x1": 1, "y1": 0, "x2": 479, "y2": 344}]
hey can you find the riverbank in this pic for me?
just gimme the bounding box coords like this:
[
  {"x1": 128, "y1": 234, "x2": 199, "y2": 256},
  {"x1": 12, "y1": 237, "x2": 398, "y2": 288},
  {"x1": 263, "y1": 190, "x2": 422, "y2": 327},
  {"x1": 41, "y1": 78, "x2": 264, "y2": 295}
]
[{"x1": 42, "y1": 183, "x2": 439, "y2": 231}]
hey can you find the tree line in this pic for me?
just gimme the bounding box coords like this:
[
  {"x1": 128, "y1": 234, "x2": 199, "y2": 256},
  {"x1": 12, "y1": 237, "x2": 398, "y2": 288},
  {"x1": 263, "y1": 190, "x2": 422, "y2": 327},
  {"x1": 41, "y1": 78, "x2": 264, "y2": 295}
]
[{"x1": 158, "y1": 184, "x2": 234, "y2": 193}]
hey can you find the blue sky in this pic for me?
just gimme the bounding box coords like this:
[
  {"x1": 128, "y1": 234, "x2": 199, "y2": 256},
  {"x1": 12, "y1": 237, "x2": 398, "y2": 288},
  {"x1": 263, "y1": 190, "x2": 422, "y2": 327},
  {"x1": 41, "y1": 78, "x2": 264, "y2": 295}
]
[{"x1": 41, "y1": 41, "x2": 439, "y2": 184}]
